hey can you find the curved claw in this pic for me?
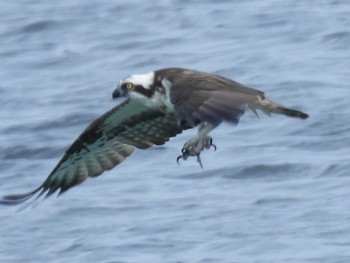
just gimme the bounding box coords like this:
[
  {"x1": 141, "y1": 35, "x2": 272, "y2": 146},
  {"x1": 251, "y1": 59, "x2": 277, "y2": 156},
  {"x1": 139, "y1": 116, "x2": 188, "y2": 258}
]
[
  {"x1": 204, "y1": 138, "x2": 217, "y2": 152},
  {"x1": 196, "y1": 154, "x2": 203, "y2": 169},
  {"x1": 176, "y1": 155, "x2": 183, "y2": 165},
  {"x1": 177, "y1": 136, "x2": 216, "y2": 168},
  {"x1": 177, "y1": 148, "x2": 190, "y2": 165}
]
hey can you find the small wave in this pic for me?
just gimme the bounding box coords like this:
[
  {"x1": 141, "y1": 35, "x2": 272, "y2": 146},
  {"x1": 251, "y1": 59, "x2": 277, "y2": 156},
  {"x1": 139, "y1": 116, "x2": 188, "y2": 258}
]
[
  {"x1": 1, "y1": 112, "x2": 97, "y2": 135},
  {"x1": 224, "y1": 163, "x2": 310, "y2": 180},
  {"x1": 175, "y1": 163, "x2": 310, "y2": 181},
  {"x1": 20, "y1": 20, "x2": 60, "y2": 33},
  {"x1": 321, "y1": 31, "x2": 350, "y2": 49},
  {"x1": 319, "y1": 163, "x2": 350, "y2": 178},
  {"x1": 254, "y1": 197, "x2": 301, "y2": 206},
  {"x1": 0, "y1": 145, "x2": 62, "y2": 160}
]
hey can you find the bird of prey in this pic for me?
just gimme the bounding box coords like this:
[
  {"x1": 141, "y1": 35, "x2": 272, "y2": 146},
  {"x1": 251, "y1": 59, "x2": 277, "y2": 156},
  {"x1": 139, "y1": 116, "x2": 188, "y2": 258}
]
[{"x1": 0, "y1": 68, "x2": 308, "y2": 205}]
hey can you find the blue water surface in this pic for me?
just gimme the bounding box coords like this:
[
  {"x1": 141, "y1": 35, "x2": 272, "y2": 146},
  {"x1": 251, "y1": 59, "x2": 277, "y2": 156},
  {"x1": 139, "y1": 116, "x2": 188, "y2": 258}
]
[{"x1": 0, "y1": 1, "x2": 350, "y2": 262}]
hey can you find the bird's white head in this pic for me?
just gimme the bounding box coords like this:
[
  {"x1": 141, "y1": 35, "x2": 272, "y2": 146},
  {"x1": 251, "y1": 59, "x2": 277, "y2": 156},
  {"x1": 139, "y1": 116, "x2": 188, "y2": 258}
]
[{"x1": 112, "y1": 71, "x2": 156, "y2": 100}]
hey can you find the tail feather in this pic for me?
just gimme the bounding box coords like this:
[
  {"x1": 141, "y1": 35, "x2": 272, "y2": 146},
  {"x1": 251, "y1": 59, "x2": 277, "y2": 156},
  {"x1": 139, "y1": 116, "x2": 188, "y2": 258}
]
[
  {"x1": 248, "y1": 98, "x2": 309, "y2": 119},
  {"x1": 275, "y1": 106, "x2": 309, "y2": 119}
]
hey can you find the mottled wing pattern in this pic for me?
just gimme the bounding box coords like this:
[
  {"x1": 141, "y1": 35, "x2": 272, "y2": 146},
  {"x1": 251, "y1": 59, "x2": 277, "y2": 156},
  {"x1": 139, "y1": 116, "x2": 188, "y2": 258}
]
[
  {"x1": 0, "y1": 99, "x2": 184, "y2": 205},
  {"x1": 170, "y1": 70, "x2": 264, "y2": 126}
]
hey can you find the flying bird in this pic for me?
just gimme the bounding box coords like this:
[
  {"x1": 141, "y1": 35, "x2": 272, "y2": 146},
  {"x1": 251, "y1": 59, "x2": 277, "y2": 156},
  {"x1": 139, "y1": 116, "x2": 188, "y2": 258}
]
[{"x1": 0, "y1": 68, "x2": 308, "y2": 205}]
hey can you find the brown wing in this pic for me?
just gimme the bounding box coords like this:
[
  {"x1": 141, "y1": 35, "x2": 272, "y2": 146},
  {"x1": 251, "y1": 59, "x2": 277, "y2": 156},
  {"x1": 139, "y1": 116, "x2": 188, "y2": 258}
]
[
  {"x1": 169, "y1": 70, "x2": 265, "y2": 127},
  {"x1": 0, "y1": 99, "x2": 185, "y2": 205},
  {"x1": 168, "y1": 68, "x2": 308, "y2": 124}
]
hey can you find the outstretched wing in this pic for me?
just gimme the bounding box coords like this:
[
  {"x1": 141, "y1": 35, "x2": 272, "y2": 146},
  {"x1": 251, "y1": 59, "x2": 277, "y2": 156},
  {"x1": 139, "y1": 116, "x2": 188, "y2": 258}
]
[
  {"x1": 0, "y1": 99, "x2": 184, "y2": 205},
  {"x1": 169, "y1": 70, "x2": 265, "y2": 127},
  {"x1": 169, "y1": 69, "x2": 308, "y2": 126}
]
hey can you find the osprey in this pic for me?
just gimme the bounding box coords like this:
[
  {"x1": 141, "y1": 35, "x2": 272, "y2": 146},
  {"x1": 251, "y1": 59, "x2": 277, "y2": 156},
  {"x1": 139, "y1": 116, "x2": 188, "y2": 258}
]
[{"x1": 0, "y1": 68, "x2": 308, "y2": 205}]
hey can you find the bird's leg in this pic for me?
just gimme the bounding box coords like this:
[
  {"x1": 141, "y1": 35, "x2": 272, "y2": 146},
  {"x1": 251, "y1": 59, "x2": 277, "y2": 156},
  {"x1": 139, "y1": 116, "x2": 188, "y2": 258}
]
[{"x1": 177, "y1": 122, "x2": 217, "y2": 168}]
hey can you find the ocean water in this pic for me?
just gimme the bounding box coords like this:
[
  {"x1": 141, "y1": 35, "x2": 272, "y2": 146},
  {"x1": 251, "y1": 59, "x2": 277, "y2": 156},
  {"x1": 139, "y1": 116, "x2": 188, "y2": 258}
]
[{"x1": 0, "y1": 0, "x2": 349, "y2": 262}]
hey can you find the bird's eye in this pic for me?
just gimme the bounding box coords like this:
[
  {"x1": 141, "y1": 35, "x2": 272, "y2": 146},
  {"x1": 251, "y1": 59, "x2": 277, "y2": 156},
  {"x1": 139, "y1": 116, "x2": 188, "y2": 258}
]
[{"x1": 126, "y1": 83, "x2": 134, "y2": 89}]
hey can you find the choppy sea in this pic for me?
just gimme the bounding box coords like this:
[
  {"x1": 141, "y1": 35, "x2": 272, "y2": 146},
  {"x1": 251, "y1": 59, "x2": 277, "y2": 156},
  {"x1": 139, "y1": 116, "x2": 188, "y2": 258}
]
[{"x1": 1, "y1": 1, "x2": 350, "y2": 262}]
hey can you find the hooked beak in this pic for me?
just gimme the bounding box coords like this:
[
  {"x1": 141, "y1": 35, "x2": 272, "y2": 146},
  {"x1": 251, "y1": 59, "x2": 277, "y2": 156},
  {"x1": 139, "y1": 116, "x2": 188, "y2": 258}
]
[
  {"x1": 112, "y1": 85, "x2": 127, "y2": 100},
  {"x1": 112, "y1": 88, "x2": 121, "y2": 100}
]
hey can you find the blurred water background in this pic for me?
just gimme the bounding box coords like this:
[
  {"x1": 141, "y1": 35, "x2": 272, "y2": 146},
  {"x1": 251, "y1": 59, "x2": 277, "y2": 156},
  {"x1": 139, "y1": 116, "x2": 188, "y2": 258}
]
[{"x1": 0, "y1": 0, "x2": 349, "y2": 262}]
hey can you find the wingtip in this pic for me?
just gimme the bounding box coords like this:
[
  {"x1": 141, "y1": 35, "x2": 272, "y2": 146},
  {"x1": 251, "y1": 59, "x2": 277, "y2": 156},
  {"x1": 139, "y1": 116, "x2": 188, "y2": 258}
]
[{"x1": 0, "y1": 186, "x2": 43, "y2": 206}]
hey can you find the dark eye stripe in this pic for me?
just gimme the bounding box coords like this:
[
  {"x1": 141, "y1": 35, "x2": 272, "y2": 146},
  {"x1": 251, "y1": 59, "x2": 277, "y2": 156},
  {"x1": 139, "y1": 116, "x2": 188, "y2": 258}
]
[{"x1": 134, "y1": 85, "x2": 153, "y2": 98}]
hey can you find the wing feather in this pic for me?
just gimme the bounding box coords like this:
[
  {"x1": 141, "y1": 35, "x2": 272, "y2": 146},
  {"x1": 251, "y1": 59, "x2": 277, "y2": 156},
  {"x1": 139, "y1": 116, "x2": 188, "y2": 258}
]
[
  {"x1": 170, "y1": 71, "x2": 263, "y2": 126},
  {"x1": 1, "y1": 98, "x2": 185, "y2": 205},
  {"x1": 169, "y1": 69, "x2": 308, "y2": 124}
]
